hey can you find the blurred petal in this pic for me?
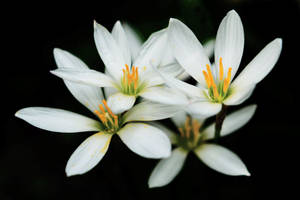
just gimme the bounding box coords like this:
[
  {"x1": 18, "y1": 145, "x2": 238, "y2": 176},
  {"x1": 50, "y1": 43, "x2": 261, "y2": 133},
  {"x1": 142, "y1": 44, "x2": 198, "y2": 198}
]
[
  {"x1": 118, "y1": 123, "x2": 171, "y2": 158},
  {"x1": 112, "y1": 21, "x2": 131, "y2": 67},
  {"x1": 232, "y1": 38, "x2": 282, "y2": 87},
  {"x1": 148, "y1": 148, "x2": 188, "y2": 188},
  {"x1": 94, "y1": 21, "x2": 125, "y2": 80},
  {"x1": 107, "y1": 92, "x2": 136, "y2": 114},
  {"x1": 53, "y1": 48, "x2": 104, "y2": 112},
  {"x1": 223, "y1": 84, "x2": 256, "y2": 105},
  {"x1": 171, "y1": 110, "x2": 187, "y2": 128},
  {"x1": 214, "y1": 10, "x2": 244, "y2": 80},
  {"x1": 123, "y1": 23, "x2": 143, "y2": 60},
  {"x1": 66, "y1": 132, "x2": 112, "y2": 176},
  {"x1": 123, "y1": 101, "x2": 180, "y2": 123},
  {"x1": 168, "y1": 18, "x2": 211, "y2": 85},
  {"x1": 15, "y1": 107, "x2": 100, "y2": 133},
  {"x1": 203, "y1": 39, "x2": 215, "y2": 58},
  {"x1": 194, "y1": 144, "x2": 250, "y2": 176},
  {"x1": 51, "y1": 68, "x2": 115, "y2": 87},
  {"x1": 203, "y1": 105, "x2": 257, "y2": 140},
  {"x1": 140, "y1": 86, "x2": 189, "y2": 105},
  {"x1": 186, "y1": 101, "x2": 221, "y2": 117},
  {"x1": 148, "y1": 122, "x2": 178, "y2": 144}
]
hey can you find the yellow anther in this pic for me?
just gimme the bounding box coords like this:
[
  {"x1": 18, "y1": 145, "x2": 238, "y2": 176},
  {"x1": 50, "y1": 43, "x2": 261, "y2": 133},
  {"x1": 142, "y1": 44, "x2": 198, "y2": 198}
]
[
  {"x1": 223, "y1": 67, "x2": 232, "y2": 93},
  {"x1": 212, "y1": 84, "x2": 219, "y2": 99},
  {"x1": 102, "y1": 100, "x2": 115, "y2": 118},
  {"x1": 179, "y1": 127, "x2": 184, "y2": 137},
  {"x1": 206, "y1": 64, "x2": 216, "y2": 88},
  {"x1": 113, "y1": 115, "x2": 118, "y2": 127},
  {"x1": 125, "y1": 64, "x2": 129, "y2": 72},
  {"x1": 202, "y1": 71, "x2": 211, "y2": 88},
  {"x1": 94, "y1": 110, "x2": 107, "y2": 124},
  {"x1": 99, "y1": 104, "x2": 106, "y2": 114},
  {"x1": 219, "y1": 57, "x2": 224, "y2": 81},
  {"x1": 226, "y1": 67, "x2": 232, "y2": 82}
]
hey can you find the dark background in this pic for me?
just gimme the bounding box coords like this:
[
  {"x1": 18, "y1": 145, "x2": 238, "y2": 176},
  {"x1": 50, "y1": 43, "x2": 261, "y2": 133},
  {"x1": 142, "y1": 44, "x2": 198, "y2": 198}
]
[{"x1": 3, "y1": 0, "x2": 299, "y2": 199}]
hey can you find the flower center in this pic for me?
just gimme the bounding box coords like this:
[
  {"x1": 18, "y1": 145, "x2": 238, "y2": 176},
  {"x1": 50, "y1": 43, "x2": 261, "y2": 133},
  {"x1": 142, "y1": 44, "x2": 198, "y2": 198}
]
[
  {"x1": 94, "y1": 99, "x2": 120, "y2": 134},
  {"x1": 177, "y1": 116, "x2": 203, "y2": 150},
  {"x1": 120, "y1": 64, "x2": 145, "y2": 95},
  {"x1": 202, "y1": 57, "x2": 232, "y2": 103}
]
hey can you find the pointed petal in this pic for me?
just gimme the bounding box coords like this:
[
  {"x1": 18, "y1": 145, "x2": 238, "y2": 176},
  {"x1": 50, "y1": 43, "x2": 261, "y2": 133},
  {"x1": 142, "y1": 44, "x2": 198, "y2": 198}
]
[
  {"x1": 51, "y1": 68, "x2": 115, "y2": 87},
  {"x1": 123, "y1": 101, "x2": 181, "y2": 123},
  {"x1": 186, "y1": 101, "x2": 222, "y2": 117},
  {"x1": 194, "y1": 144, "x2": 250, "y2": 176},
  {"x1": 66, "y1": 132, "x2": 112, "y2": 176},
  {"x1": 53, "y1": 48, "x2": 104, "y2": 112},
  {"x1": 148, "y1": 148, "x2": 188, "y2": 188},
  {"x1": 168, "y1": 18, "x2": 211, "y2": 85},
  {"x1": 140, "y1": 86, "x2": 189, "y2": 105},
  {"x1": 107, "y1": 92, "x2": 136, "y2": 114},
  {"x1": 203, "y1": 105, "x2": 257, "y2": 140},
  {"x1": 94, "y1": 21, "x2": 126, "y2": 80},
  {"x1": 214, "y1": 10, "x2": 244, "y2": 80},
  {"x1": 112, "y1": 21, "x2": 131, "y2": 67},
  {"x1": 223, "y1": 84, "x2": 256, "y2": 105},
  {"x1": 118, "y1": 123, "x2": 171, "y2": 158},
  {"x1": 171, "y1": 110, "x2": 187, "y2": 128},
  {"x1": 148, "y1": 122, "x2": 178, "y2": 144},
  {"x1": 232, "y1": 38, "x2": 282, "y2": 87},
  {"x1": 123, "y1": 23, "x2": 143, "y2": 60},
  {"x1": 15, "y1": 107, "x2": 100, "y2": 133}
]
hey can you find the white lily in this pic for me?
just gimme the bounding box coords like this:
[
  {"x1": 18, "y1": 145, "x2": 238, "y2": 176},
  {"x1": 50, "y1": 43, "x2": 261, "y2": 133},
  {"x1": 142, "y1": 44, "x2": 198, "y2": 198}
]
[
  {"x1": 148, "y1": 105, "x2": 257, "y2": 188},
  {"x1": 159, "y1": 10, "x2": 282, "y2": 117},
  {"x1": 15, "y1": 74, "x2": 180, "y2": 176},
  {"x1": 51, "y1": 21, "x2": 184, "y2": 114}
]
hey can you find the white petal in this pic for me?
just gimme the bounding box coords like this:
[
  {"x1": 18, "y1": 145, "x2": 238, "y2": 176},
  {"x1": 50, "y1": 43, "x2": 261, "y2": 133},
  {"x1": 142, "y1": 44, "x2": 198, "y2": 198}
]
[
  {"x1": 66, "y1": 132, "x2": 112, "y2": 176},
  {"x1": 123, "y1": 101, "x2": 181, "y2": 123},
  {"x1": 214, "y1": 10, "x2": 244, "y2": 80},
  {"x1": 186, "y1": 101, "x2": 222, "y2": 117},
  {"x1": 123, "y1": 23, "x2": 143, "y2": 60},
  {"x1": 140, "y1": 86, "x2": 189, "y2": 105},
  {"x1": 194, "y1": 144, "x2": 250, "y2": 176},
  {"x1": 148, "y1": 122, "x2": 178, "y2": 144},
  {"x1": 118, "y1": 123, "x2": 171, "y2": 158},
  {"x1": 15, "y1": 107, "x2": 100, "y2": 133},
  {"x1": 203, "y1": 104, "x2": 257, "y2": 140},
  {"x1": 111, "y1": 21, "x2": 131, "y2": 67},
  {"x1": 133, "y1": 29, "x2": 168, "y2": 76},
  {"x1": 203, "y1": 39, "x2": 215, "y2": 58},
  {"x1": 148, "y1": 148, "x2": 188, "y2": 188},
  {"x1": 107, "y1": 92, "x2": 136, "y2": 114},
  {"x1": 232, "y1": 38, "x2": 282, "y2": 87},
  {"x1": 53, "y1": 48, "x2": 104, "y2": 112},
  {"x1": 168, "y1": 18, "x2": 211, "y2": 86},
  {"x1": 171, "y1": 110, "x2": 187, "y2": 128},
  {"x1": 104, "y1": 86, "x2": 118, "y2": 99},
  {"x1": 51, "y1": 68, "x2": 115, "y2": 88},
  {"x1": 177, "y1": 71, "x2": 190, "y2": 81},
  {"x1": 94, "y1": 21, "x2": 126, "y2": 80},
  {"x1": 223, "y1": 84, "x2": 256, "y2": 105}
]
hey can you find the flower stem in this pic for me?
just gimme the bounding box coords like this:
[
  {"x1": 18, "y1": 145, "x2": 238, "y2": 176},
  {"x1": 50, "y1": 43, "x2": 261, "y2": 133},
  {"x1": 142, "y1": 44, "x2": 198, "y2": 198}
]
[{"x1": 214, "y1": 104, "x2": 228, "y2": 142}]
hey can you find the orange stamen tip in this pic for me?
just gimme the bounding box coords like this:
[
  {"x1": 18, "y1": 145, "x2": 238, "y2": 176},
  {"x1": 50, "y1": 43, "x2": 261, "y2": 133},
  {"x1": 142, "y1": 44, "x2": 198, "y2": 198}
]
[
  {"x1": 125, "y1": 64, "x2": 129, "y2": 72},
  {"x1": 219, "y1": 57, "x2": 224, "y2": 81}
]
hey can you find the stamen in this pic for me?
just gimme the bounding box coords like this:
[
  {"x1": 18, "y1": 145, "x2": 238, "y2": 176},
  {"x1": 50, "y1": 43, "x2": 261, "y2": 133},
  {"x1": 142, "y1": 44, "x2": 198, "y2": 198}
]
[
  {"x1": 179, "y1": 127, "x2": 184, "y2": 137},
  {"x1": 102, "y1": 100, "x2": 115, "y2": 118},
  {"x1": 212, "y1": 84, "x2": 219, "y2": 98},
  {"x1": 99, "y1": 104, "x2": 106, "y2": 114},
  {"x1": 185, "y1": 116, "x2": 191, "y2": 138},
  {"x1": 202, "y1": 71, "x2": 211, "y2": 88},
  {"x1": 219, "y1": 57, "x2": 224, "y2": 81},
  {"x1": 223, "y1": 67, "x2": 232, "y2": 93},
  {"x1": 125, "y1": 64, "x2": 129, "y2": 72},
  {"x1": 113, "y1": 115, "x2": 118, "y2": 127},
  {"x1": 206, "y1": 64, "x2": 216, "y2": 88},
  {"x1": 94, "y1": 110, "x2": 107, "y2": 124}
]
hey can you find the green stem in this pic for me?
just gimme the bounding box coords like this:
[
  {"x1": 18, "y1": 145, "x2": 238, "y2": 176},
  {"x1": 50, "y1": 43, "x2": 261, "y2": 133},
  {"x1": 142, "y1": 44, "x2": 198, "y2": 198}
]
[{"x1": 214, "y1": 104, "x2": 228, "y2": 142}]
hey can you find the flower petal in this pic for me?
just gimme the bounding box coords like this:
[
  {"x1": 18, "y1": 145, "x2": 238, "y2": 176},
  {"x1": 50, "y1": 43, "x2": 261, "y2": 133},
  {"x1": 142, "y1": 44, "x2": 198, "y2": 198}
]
[
  {"x1": 202, "y1": 104, "x2": 257, "y2": 140},
  {"x1": 171, "y1": 110, "x2": 187, "y2": 128},
  {"x1": 107, "y1": 92, "x2": 136, "y2": 114},
  {"x1": 15, "y1": 107, "x2": 100, "y2": 133},
  {"x1": 168, "y1": 18, "x2": 211, "y2": 86},
  {"x1": 232, "y1": 38, "x2": 282, "y2": 87},
  {"x1": 148, "y1": 122, "x2": 177, "y2": 144},
  {"x1": 194, "y1": 144, "x2": 250, "y2": 176},
  {"x1": 123, "y1": 23, "x2": 143, "y2": 60},
  {"x1": 140, "y1": 86, "x2": 189, "y2": 105},
  {"x1": 53, "y1": 48, "x2": 104, "y2": 113},
  {"x1": 94, "y1": 21, "x2": 126, "y2": 80},
  {"x1": 112, "y1": 21, "x2": 131, "y2": 67},
  {"x1": 223, "y1": 84, "x2": 256, "y2": 105},
  {"x1": 214, "y1": 10, "x2": 244, "y2": 80},
  {"x1": 123, "y1": 101, "x2": 181, "y2": 123},
  {"x1": 65, "y1": 132, "x2": 112, "y2": 176},
  {"x1": 203, "y1": 39, "x2": 215, "y2": 58},
  {"x1": 148, "y1": 148, "x2": 188, "y2": 188},
  {"x1": 186, "y1": 101, "x2": 222, "y2": 117},
  {"x1": 133, "y1": 29, "x2": 168, "y2": 76},
  {"x1": 118, "y1": 123, "x2": 171, "y2": 158},
  {"x1": 51, "y1": 68, "x2": 115, "y2": 88}
]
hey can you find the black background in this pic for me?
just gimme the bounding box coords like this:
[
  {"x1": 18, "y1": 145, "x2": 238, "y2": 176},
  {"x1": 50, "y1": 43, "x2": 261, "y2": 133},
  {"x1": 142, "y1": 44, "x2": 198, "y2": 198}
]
[{"x1": 3, "y1": 0, "x2": 299, "y2": 199}]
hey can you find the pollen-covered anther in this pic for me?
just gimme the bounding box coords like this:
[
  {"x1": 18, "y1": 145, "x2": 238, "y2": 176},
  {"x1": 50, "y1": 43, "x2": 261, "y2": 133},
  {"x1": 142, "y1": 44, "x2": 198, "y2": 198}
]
[
  {"x1": 94, "y1": 99, "x2": 119, "y2": 131},
  {"x1": 123, "y1": 64, "x2": 139, "y2": 90}
]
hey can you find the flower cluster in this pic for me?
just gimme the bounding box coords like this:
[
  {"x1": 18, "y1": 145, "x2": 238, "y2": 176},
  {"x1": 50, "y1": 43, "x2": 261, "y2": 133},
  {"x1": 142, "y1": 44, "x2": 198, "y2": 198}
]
[{"x1": 15, "y1": 10, "x2": 281, "y2": 187}]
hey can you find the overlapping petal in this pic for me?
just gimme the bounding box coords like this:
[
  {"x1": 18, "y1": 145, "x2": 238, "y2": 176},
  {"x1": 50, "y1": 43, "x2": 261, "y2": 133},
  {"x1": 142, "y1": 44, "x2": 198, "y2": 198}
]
[
  {"x1": 107, "y1": 92, "x2": 136, "y2": 114},
  {"x1": 186, "y1": 101, "x2": 222, "y2": 117},
  {"x1": 123, "y1": 23, "x2": 143, "y2": 60}
]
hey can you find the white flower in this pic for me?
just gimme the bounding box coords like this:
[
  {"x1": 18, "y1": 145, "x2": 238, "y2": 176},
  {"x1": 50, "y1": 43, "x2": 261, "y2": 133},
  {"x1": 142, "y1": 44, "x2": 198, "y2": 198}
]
[
  {"x1": 159, "y1": 10, "x2": 282, "y2": 117},
  {"x1": 50, "y1": 21, "x2": 185, "y2": 114},
  {"x1": 148, "y1": 105, "x2": 257, "y2": 188},
  {"x1": 15, "y1": 65, "x2": 180, "y2": 176}
]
